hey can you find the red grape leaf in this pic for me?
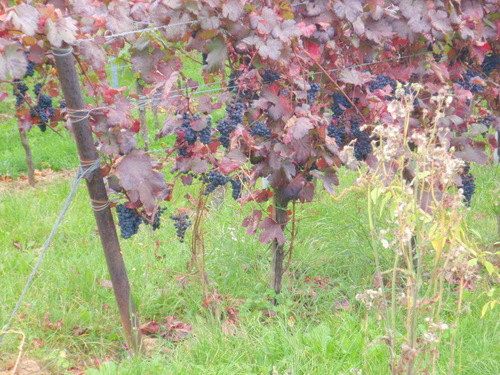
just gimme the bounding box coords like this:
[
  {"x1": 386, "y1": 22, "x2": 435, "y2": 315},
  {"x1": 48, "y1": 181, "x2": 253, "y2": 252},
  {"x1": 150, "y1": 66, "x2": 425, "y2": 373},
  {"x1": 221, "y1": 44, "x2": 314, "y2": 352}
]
[
  {"x1": 340, "y1": 69, "x2": 373, "y2": 85},
  {"x1": 130, "y1": 3, "x2": 150, "y2": 23},
  {"x1": 156, "y1": 113, "x2": 180, "y2": 139},
  {"x1": 272, "y1": 19, "x2": 301, "y2": 43},
  {"x1": 296, "y1": 21, "x2": 317, "y2": 37},
  {"x1": 304, "y1": 40, "x2": 321, "y2": 60},
  {"x1": 0, "y1": 43, "x2": 27, "y2": 81},
  {"x1": 223, "y1": 0, "x2": 244, "y2": 22},
  {"x1": 332, "y1": 0, "x2": 363, "y2": 22},
  {"x1": 80, "y1": 40, "x2": 107, "y2": 70},
  {"x1": 242, "y1": 210, "x2": 262, "y2": 236},
  {"x1": 259, "y1": 217, "x2": 286, "y2": 245},
  {"x1": 285, "y1": 116, "x2": 314, "y2": 141},
  {"x1": 117, "y1": 150, "x2": 169, "y2": 213},
  {"x1": 429, "y1": 9, "x2": 452, "y2": 33},
  {"x1": 205, "y1": 36, "x2": 228, "y2": 73},
  {"x1": 107, "y1": 1, "x2": 134, "y2": 34},
  {"x1": 258, "y1": 38, "x2": 283, "y2": 60},
  {"x1": 7, "y1": 4, "x2": 39, "y2": 36},
  {"x1": 191, "y1": 158, "x2": 209, "y2": 174},
  {"x1": 45, "y1": 17, "x2": 78, "y2": 48},
  {"x1": 455, "y1": 143, "x2": 488, "y2": 165}
]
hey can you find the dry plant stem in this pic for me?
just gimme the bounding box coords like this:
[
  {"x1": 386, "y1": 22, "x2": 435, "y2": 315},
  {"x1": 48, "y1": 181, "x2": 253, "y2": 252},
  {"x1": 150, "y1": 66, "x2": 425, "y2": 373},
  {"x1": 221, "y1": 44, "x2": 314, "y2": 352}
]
[
  {"x1": 191, "y1": 188, "x2": 209, "y2": 300},
  {"x1": 135, "y1": 79, "x2": 149, "y2": 152},
  {"x1": 448, "y1": 279, "x2": 465, "y2": 375},
  {"x1": 270, "y1": 188, "x2": 289, "y2": 302},
  {"x1": 18, "y1": 126, "x2": 35, "y2": 186},
  {"x1": 363, "y1": 313, "x2": 370, "y2": 375},
  {"x1": 366, "y1": 183, "x2": 395, "y2": 373},
  {"x1": 7, "y1": 330, "x2": 26, "y2": 375}
]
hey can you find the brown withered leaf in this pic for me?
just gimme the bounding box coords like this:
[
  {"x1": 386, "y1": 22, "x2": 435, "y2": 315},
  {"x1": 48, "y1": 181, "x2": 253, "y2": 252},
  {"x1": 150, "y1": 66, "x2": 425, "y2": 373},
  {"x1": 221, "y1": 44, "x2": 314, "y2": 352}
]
[{"x1": 97, "y1": 278, "x2": 113, "y2": 288}]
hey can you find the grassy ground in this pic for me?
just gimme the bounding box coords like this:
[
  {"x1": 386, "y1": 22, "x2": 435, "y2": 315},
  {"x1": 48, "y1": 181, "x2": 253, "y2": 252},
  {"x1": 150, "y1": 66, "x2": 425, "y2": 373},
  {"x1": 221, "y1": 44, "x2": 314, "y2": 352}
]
[{"x1": 0, "y1": 159, "x2": 499, "y2": 374}]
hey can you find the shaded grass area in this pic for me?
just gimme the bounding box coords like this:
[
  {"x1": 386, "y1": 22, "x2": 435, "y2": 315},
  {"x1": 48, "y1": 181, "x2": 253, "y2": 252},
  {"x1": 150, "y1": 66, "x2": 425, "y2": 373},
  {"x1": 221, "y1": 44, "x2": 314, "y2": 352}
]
[{"x1": 1, "y1": 163, "x2": 499, "y2": 374}]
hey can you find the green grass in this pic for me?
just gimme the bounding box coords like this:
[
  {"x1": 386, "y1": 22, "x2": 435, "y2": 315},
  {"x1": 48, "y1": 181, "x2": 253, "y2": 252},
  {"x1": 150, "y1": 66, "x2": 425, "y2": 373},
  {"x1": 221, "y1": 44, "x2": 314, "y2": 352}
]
[{"x1": 1, "y1": 162, "x2": 499, "y2": 374}]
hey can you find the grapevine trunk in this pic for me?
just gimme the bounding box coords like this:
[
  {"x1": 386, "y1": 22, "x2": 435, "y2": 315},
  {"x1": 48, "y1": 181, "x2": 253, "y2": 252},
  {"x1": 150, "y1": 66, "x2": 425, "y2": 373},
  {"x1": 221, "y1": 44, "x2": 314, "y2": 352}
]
[{"x1": 270, "y1": 188, "x2": 289, "y2": 301}]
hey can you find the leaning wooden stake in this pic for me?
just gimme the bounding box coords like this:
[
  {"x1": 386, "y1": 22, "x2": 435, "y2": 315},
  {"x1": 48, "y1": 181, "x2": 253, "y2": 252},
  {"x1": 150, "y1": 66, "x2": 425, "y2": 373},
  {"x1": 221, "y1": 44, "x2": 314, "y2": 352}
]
[{"x1": 52, "y1": 44, "x2": 141, "y2": 352}]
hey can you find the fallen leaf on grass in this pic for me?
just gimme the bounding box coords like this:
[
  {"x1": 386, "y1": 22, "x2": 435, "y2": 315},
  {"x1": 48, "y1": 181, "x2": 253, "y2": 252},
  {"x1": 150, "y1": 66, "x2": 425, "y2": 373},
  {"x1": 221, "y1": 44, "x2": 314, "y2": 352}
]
[
  {"x1": 140, "y1": 320, "x2": 160, "y2": 335},
  {"x1": 96, "y1": 278, "x2": 113, "y2": 288},
  {"x1": 42, "y1": 312, "x2": 63, "y2": 330},
  {"x1": 32, "y1": 338, "x2": 45, "y2": 350},
  {"x1": 222, "y1": 321, "x2": 237, "y2": 336},
  {"x1": 334, "y1": 299, "x2": 351, "y2": 310},
  {"x1": 72, "y1": 326, "x2": 90, "y2": 337},
  {"x1": 140, "y1": 317, "x2": 192, "y2": 342},
  {"x1": 13, "y1": 241, "x2": 22, "y2": 249}
]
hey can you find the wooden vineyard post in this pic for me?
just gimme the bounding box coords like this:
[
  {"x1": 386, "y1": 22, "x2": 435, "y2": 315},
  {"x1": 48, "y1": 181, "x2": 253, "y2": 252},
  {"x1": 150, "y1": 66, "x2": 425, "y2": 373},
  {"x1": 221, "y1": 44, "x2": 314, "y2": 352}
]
[{"x1": 52, "y1": 44, "x2": 141, "y2": 352}]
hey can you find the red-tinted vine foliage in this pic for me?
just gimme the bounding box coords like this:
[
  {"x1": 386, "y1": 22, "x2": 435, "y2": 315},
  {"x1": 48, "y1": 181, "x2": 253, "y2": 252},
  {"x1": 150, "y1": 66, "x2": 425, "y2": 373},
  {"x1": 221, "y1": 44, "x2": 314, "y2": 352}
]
[{"x1": 0, "y1": 1, "x2": 499, "y2": 245}]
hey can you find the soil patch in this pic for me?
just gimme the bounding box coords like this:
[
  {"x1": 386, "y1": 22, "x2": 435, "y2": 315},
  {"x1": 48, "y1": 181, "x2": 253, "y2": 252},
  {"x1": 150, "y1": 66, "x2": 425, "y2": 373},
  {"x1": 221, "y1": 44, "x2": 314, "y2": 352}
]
[{"x1": 0, "y1": 168, "x2": 76, "y2": 193}]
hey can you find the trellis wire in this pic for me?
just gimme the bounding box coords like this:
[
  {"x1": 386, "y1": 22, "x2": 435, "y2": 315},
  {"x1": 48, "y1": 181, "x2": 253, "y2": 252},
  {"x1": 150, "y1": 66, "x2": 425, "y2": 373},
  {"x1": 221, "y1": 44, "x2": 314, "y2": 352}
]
[{"x1": 0, "y1": 159, "x2": 102, "y2": 344}]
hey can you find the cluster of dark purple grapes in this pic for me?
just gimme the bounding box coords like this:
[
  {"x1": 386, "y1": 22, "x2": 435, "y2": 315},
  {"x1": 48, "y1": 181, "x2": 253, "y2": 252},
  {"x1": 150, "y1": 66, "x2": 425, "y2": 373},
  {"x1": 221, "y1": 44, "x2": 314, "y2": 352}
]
[
  {"x1": 24, "y1": 51, "x2": 35, "y2": 77},
  {"x1": 262, "y1": 69, "x2": 280, "y2": 83},
  {"x1": 230, "y1": 176, "x2": 246, "y2": 200},
  {"x1": 203, "y1": 171, "x2": 229, "y2": 195},
  {"x1": 327, "y1": 121, "x2": 346, "y2": 147},
  {"x1": 307, "y1": 83, "x2": 321, "y2": 104},
  {"x1": 199, "y1": 118, "x2": 212, "y2": 144},
  {"x1": 250, "y1": 121, "x2": 271, "y2": 138},
  {"x1": 30, "y1": 87, "x2": 55, "y2": 132},
  {"x1": 177, "y1": 113, "x2": 212, "y2": 154},
  {"x1": 217, "y1": 100, "x2": 245, "y2": 148},
  {"x1": 479, "y1": 114, "x2": 495, "y2": 130},
  {"x1": 328, "y1": 118, "x2": 372, "y2": 161},
  {"x1": 349, "y1": 119, "x2": 371, "y2": 160},
  {"x1": 181, "y1": 112, "x2": 198, "y2": 145},
  {"x1": 116, "y1": 204, "x2": 142, "y2": 239},
  {"x1": 25, "y1": 61, "x2": 35, "y2": 78},
  {"x1": 12, "y1": 81, "x2": 29, "y2": 107},
  {"x1": 354, "y1": 132, "x2": 372, "y2": 161},
  {"x1": 142, "y1": 207, "x2": 167, "y2": 231},
  {"x1": 116, "y1": 205, "x2": 167, "y2": 239},
  {"x1": 457, "y1": 69, "x2": 484, "y2": 94},
  {"x1": 460, "y1": 164, "x2": 476, "y2": 207},
  {"x1": 481, "y1": 54, "x2": 500, "y2": 77},
  {"x1": 331, "y1": 93, "x2": 351, "y2": 117},
  {"x1": 170, "y1": 214, "x2": 191, "y2": 242},
  {"x1": 12, "y1": 53, "x2": 36, "y2": 107},
  {"x1": 368, "y1": 74, "x2": 397, "y2": 93},
  {"x1": 305, "y1": 162, "x2": 318, "y2": 182}
]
